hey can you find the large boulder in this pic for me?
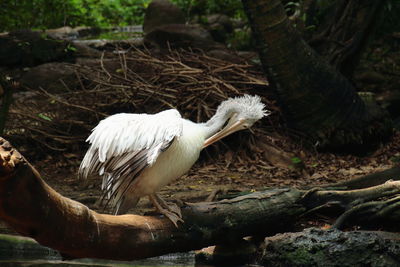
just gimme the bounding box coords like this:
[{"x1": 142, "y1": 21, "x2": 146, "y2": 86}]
[
  {"x1": 0, "y1": 30, "x2": 74, "y2": 67},
  {"x1": 143, "y1": 0, "x2": 185, "y2": 34},
  {"x1": 203, "y1": 14, "x2": 234, "y2": 43},
  {"x1": 144, "y1": 24, "x2": 223, "y2": 51}
]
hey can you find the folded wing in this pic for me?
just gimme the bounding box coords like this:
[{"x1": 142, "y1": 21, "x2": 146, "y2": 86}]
[{"x1": 78, "y1": 109, "x2": 183, "y2": 211}]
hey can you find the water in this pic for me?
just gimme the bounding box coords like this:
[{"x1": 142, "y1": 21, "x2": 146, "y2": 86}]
[
  {"x1": 0, "y1": 234, "x2": 261, "y2": 266},
  {"x1": 0, "y1": 252, "x2": 196, "y2": 267},
  {"x1": 0, "y1": 234, "x2": 195, "y2": 267}
]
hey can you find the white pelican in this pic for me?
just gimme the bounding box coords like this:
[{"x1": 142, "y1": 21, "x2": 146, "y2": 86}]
[{"x1": 79, "y1": 95, "x2": 269, "y2": 226}]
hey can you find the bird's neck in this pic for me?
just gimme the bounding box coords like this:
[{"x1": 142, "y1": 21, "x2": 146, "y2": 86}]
[{"x1": 203, "y1": 108, "x2": 233, "y2": 138}]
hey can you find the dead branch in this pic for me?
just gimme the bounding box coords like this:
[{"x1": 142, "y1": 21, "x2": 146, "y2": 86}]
[
  {"x1": 0, "y1": 137, "x2": 303, "y2": 261},
  {"x1": 324, "y1": 166, "x2": 400, "y2": 190},
  {"x1": 8, "y1": 47, "x2": 272, "y2": 154}
]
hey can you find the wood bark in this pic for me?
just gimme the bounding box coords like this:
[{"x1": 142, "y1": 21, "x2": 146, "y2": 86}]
[
  {"x1": 0, "y1": 137, "x2": 399, "y2": 262},
  {"x1": 241, "y1": 0, "x2": 391, "y2": 149},
  {"x1": 0, "y1": 75, "x2": 15, "y2": 135},
  {"x1": 309, "y1": 0, "x2": 386, "y2": 78}
]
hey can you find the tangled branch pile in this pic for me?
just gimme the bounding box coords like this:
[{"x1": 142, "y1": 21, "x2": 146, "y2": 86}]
[{"x1": 9, "y1": 46, "x2": 275, "y2": 157}]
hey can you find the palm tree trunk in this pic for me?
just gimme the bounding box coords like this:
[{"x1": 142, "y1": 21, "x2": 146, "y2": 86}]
[
  {"x1": 241, "y1": 0, "x2": 391, "y2": 149},
  {"x1": 309, "y1": 0, "x2": 387, "y2": 78}
]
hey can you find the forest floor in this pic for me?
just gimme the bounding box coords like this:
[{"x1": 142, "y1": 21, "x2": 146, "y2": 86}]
[{"x1": 1, "y1": 32, "x2": 399, "y2": 234}]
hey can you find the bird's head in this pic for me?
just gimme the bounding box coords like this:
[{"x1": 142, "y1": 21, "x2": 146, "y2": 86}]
[{"x1": 203, "y1": 95, "x2": 270, "y2": 148}]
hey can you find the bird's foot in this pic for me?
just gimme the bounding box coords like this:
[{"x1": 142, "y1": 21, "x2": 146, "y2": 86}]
[
  {"x1": 149, "y1": 194, "x2": 183, "y2": 227},
  {"x1": 163, "y1": 201, "x2": 182, "y2": 218},
  {"x1": 157, "y1": 207, "x2": 184, "y2": 228}
]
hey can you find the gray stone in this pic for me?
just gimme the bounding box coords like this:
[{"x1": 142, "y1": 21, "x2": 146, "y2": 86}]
[
  {"x1": 143, "y1": 0, "x2": 185, "y2": 34},
  {"x1": 145, "y1": 24, "x2": 223, "y2": 51}
]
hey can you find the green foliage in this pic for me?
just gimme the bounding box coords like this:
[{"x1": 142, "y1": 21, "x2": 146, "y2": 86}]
[
  {"x1": 291, "y1": 157, "x2": 302, "y2": 164},
  {"x1": 0, "y1": 0, "x2": 150, "y2": 32},
  {"x1": 0, "y1": 0, "x2": 250, "y2": 32},
  {"x1": 38, "y1": 113, "x2": 52, "y2": 121},
  {"x1": 171, "y1": 0, "x2": 246, "y2": 20},
  {"x1": 88, "y1": 31, "x2": 141, "y2": 40}
]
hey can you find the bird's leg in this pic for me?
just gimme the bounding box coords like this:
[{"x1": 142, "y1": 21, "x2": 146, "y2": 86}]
[
  {"x1": 149, "y1": 194, "x2": 183, "y2": 227},
  {"x1": 154, "y1": 193, "x2": 182, "y2": 217}
]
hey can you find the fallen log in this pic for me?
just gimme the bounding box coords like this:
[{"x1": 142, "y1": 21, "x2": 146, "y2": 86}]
[
  {"x1": 0, "y1": 137, "x2": 399, "y2": 262},
  {"x1": 0, "y1": 137, "x2": 304, "y2": 260}
]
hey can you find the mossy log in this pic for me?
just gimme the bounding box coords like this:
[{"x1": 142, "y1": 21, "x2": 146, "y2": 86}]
[{"x1": 0, "y1": 137, "x2": 399, "y2": 262}]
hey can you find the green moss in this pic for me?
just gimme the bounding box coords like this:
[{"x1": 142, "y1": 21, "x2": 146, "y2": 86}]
[
  {"x1": 86, "y1": 31, "x2": 142, "y2": 40},
  {"x1": 283, "y1": 247, "x2": 324, "y2": 265}
]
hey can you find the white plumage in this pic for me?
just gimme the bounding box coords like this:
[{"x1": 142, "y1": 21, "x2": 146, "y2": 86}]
[{"x1": 79, "y1": 95, "x2": 269, "y2": 226}]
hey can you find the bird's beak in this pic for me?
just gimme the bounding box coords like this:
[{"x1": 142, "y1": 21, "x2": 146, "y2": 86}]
[{"x1": 203, "y1": 119, "x2": 247, "y2": 149}]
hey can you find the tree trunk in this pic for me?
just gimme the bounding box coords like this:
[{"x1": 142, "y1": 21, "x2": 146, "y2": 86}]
[
  {"x1": 0, "y1": 75, "x2": 15, "y2": 135},
  {"x1": 309, "y1": 0, "x2": 386, "y2": 79},
  {"x1": 241, "y1": 0, "x2": 391, "y2": 149},
  {"x1": 1, "y1": 137, "x2": 400, "y2": 263}
]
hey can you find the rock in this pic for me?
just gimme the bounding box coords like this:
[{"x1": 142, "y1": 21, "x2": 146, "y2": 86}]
[
  {"x1": 72, "y1": 42, "x2": 102, "y2": 58},
  {"x1": 72, "y1": 38, "x2": 144, "y2": 50},
  {"x1": 204, "y1": 14, "x2": 233, "y2": 43},
  {"x1": 145, "y1": 24, "x2": 223, "y2": 51},
  {"x1": 46, "y1": 26, "x2": 102, "y2": 40},
  {"x1": 196, "y1": 240, "x2": 257, "y2": 266},
  {"x1": 143, "y1": 0, "x2": 185, "y2": 34},
  {"x1": 73, "y1": 26, "x2": 102, "y2": 38},
  {"x1": 20, "y1": 62, "x2": 78, "y2": 93},
  {"x1": 0, "y1": 29, "x2": 74, "y2": 67},
  {"x1": 45, "y1": 26, "x2": 78, "y2": 40},
  {"x1": 260, "y1": 228, "x2": 400, "y2": 267}
]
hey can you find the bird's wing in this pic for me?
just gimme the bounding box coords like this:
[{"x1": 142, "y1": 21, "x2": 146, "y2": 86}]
[{"x1": 78, "y1": 109, "x2": 183, "y2": 209}]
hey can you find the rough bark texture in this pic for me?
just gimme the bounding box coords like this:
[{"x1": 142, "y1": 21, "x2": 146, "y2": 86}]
[
  {"x1": 241, "y1": 0, "x2": 391, "y2": 149},
  {"x1": 0, "y1": 137, "x2": 400, "y2": 263},
  {"x1": 0, "y1": 76, "x2": 15, "y2": 135},
  {"x1": 309, "y1": 0, "x2": 386, "y2": 78}
]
